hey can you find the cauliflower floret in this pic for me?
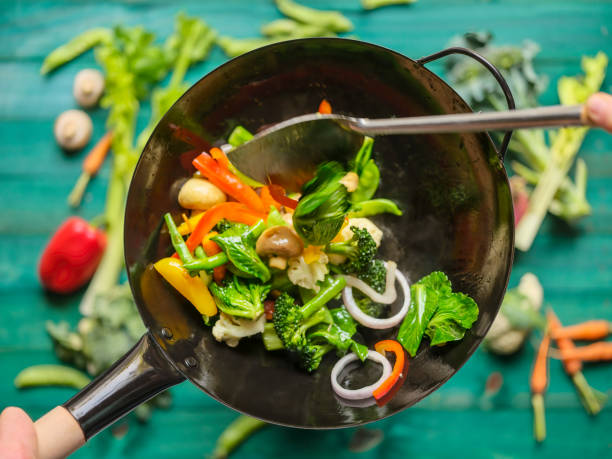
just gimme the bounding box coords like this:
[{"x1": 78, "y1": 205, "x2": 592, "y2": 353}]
[
  {"x1": 212, "y1": 312, "x2": 265, "y2": 348},
  {"x1": 287, "y1": 253, "x2": 329, "y2": 292},
  {"x1": 329, "y1": 217, "x2": 383, "y2": 265}
]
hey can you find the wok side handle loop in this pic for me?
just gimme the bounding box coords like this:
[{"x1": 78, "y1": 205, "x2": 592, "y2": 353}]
[
  {"x1": 417, "y1": 46, "x2": 516, "y2": 161},
  {"x1": 35, "y1": 332, "x2": 185, "y2": 457}
]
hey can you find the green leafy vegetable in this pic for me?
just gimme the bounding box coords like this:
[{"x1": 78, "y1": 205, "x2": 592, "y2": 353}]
[
  {"x1": 397, "y1": 272, "x2": 478, "y2": 356},
  {"x1": 210, "y1": 275, "x2": 270, "y2": 320},
  {"x1": 293, "y1": 161, "x2": 350, "y2": 245}
]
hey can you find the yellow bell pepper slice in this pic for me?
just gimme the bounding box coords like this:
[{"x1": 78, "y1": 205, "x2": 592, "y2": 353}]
[{"x1": 154, "y1": 257, "x2": 217, "y2": 317}]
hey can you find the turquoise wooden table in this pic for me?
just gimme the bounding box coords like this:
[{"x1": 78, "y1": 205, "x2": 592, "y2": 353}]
[{"x1": 2, "y1": 1, "x2": 612, "y2": 457}]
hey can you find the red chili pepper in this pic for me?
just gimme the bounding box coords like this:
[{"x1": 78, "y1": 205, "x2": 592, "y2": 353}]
[
  {"x1": 268, "y1": 184, "x2": 299, "y2": 210},
  {"x1": 373, "y1": 340, "x2": 407, "y2": 404},
  {"x1": 38, "y1": 217, "x2": 106, "y2": 294}
]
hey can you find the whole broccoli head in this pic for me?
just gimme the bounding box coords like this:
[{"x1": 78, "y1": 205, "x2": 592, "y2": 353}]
[
  {"x1": 357, "y1": 259, "x2": 387, "y2": 294},
  {"x1": 326, "y1": 226, "x2": 377, "y2": 274}
]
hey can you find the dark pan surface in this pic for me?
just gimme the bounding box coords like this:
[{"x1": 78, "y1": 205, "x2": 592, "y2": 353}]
[{"x1": 125, "y1": 38, "x2": 514, "y2": 428}]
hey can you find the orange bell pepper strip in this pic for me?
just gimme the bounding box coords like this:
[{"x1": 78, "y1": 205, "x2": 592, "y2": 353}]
[
  {"x1": 153, "y1": 257, "x2": 217, "y2": 317},
  {"x1": 193, "y1": 152, "x2": 265, "y2": 213},
  {"x1": 210, "y1": 147, "x2": 230, "y2": 170},
  {"x1": 268, "y1": 184, "x2": 299, "y2": 210},
  {"x1": 318, "y1": 99, "x2": 332, "y2": 114},
  {"x1": 202, "y1": 231, "x2": 226, "y2": 283},
  {"x1": 373, "y1": 340, "x2": 407, "y2": 401},
  {"x1": 183, "y1": 202, "x2": 266, "y2": 254},
  {"x1": 260, "y1": 185, "x2": 282, "y2": 211}
]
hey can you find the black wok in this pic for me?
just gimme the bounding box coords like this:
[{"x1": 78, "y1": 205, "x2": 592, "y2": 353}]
[{"x1": 33, "y1": 38, "x2": 514, "y2": 458}]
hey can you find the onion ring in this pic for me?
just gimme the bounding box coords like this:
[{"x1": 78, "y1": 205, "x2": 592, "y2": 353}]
[
  {"x1": 330, "y1": 351, "x2": 392, "y2": 400},
  {"x1": 344, "y1": 261, "x2": 397, "y2": 304},
  {"x1": 343, "y1": 268, "x2": 410, "y2": 329}
]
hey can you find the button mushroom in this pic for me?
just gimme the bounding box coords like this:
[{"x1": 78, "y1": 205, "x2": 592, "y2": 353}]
[
  {"x1": 54, "y1": 109, "x2": 93, "y2": 151},
  {"x1": 178, "y1": 177, "x2": 227, "y2": 210},
  {"x1": 256, "y1": 226, "x2": 303, "y2": 260},
  {"x1": 73, "y1": 69, "x2": 105, "y2": 108}
]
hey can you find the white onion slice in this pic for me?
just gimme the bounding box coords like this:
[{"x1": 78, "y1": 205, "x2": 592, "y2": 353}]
[
  {"x1": 220, "y1": 143, "x2": 233, "y2": 153},
  {"x1": 330, "y1": 351, "x2": 392, "y2": 400},
  {"x1": 343, "y1": 268, "x2": 411, "y2": 329},
  {"x1": 344, "y1": 261, "x2": 397, "y2": 304}
]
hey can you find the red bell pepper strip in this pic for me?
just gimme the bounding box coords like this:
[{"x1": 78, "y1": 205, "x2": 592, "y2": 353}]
[
  {"x1": 268, "y1": 184, "x2": 298, "y2": 210},
  {"x1": 193, "y1": 152, "x2": 265, "y2": 213},
  {"x1": 210, "y1": 147, "x2": 230, "y2": 170},
  {"x1": 38, "y1": 217, "x2": 106, "y2": 294},
  {"x1": 260, "y1": 185, "x2": 282, "y2": 211},
  {"x1": 183, "y1": 202, "x2": 266, "y2": 254},
  {"x1": 373, "y1": 340, "x2": 407, "y2": 401}
]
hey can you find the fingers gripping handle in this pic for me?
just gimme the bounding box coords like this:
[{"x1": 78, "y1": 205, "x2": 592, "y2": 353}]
[{"x1": 35, "y1": 406, "x2": 85, "y2": 459}]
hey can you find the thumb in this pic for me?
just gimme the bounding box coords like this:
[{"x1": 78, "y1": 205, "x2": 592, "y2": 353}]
[
  {"x1": 0, "y1": 407, "x2": 38, "y2": 459},
  {"x1": 586, "y1": 92, "x2": 612, "y2": 133}
]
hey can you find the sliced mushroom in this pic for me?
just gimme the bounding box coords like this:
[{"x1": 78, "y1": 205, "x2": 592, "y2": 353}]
[
  {"x1": 178, "y1": 177, "x2": 227, "y2": 210},
  {"x1": 256, "y1": 226, "x2": 303, "y2": 259},
  {"x1": 268, "y1": 256, "x2": 288, "y2": 270},
  {"x1": 54, "y1": 109, "x2": 93, "y2": 151},
  {"x1": 73, "y1": 69, "x2": 105, "y2": 108}
]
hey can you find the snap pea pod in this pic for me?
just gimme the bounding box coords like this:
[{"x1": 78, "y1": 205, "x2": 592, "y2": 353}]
[
  {"x1": 213, "y1": 415, "x2": 267, "y2": 459},
  {"x1": 351, "y1": 159, "x2": 380, "y2": 203},
  {"x1": 275, "y1": 0, "x2": 353, "y2": 33},
  {"x1": 164, "y1": 213, "x2": 194, "y2": 264},
  {"x1": 15, "y1": 365, "x2": 91, "y2": 390},
  {"x1": 362, "y1": 0, "x2": 417, "y2": 10},
  {"x1": 40, "y1": 28, "x2": 112, "y2": 74},
  {"x1": 261, "y1": 19, "x2": 332, "y2": 37},
  {"x1": 217, "y1": 36, "x2": 282, "y2": 58},
  {"x1": 349, "y1": 198, "x2": 403, "y2": 217}
]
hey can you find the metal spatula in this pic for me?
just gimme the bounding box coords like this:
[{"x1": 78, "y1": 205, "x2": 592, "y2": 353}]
[{"x1": 227, "y1": 104, "x2": 590, "y2": 192}]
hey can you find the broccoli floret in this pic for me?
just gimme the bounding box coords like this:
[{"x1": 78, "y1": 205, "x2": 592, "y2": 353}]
[
  {"x1": 298, "y1": 343, "x2": 335, "y2": 372},
  {"x1": 326, "y1": 226, "x2": 377, "y2": 274},
  {"x1": 357, "y1": 259, "x2": 387, "y2": 294},
  {"x1": 210, "y1": 275, "x2": 270, "y2": 320},
  {"x1": 353, "y1": 290, "x2": 388, "y2": 318}
]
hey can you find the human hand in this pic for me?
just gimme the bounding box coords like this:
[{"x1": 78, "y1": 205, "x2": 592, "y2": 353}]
[
  {"x1": 586, "y1": 92, "x2": 612, "y2": 133},
  {"x1": 0, "y1": 407, "x2": 37, "y2": 459}
]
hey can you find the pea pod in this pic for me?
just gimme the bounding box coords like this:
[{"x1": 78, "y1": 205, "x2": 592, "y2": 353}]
[
  {"x1": 351, "y1": 159, "x2": 380, "y2": 203},
  {"x1": 41, "y1": 28, "x2": 112, "y2": 75},
  {"x1": 349, "y1": 199, "x2": 403, "y2": 218},
  {"x1": 15, "y1": 365, "x2": 91, "y2": 390}
]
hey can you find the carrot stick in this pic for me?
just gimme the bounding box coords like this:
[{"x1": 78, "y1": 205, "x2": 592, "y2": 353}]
[
  {"x1": 547, "y1": 309, "x2": 606, "y2": 415},
  {"x1": 67, "y1": 132, "x2": 113, "y2": 207},
  {"x1": 210, "y1": 147, "x2": 230, "y2": 170},
  {"x1": 318, "y1": 99, "x2": 332, "y2": 114},
  {"x1": 558, "y1": 341, "x2": 612, "y2": 362},
  {"x1": 551, "y1": 320, "x2": 612, "y2": 341},
  {"x1": 530, "y1": 334, "x2": 549, "y2": 443},
  {"x1": 260, "y1": 186, "x2": 282, "y2": 211}
]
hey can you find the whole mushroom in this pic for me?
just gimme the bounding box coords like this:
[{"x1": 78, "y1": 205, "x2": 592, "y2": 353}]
[
  {"x1": 73, "y1": 69, "x2": 105, "y2": 108},
  {"x1": 54, "y1": 109, "x2": 93, "y2": 151},
  {"x1": 256, "y1": 226, "x2": 303, "y2": 260}
]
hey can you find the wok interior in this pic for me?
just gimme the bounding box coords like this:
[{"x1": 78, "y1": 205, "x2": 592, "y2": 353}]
[{"x1": 125, "y1": 39, "x2": 513, "y2": 428}]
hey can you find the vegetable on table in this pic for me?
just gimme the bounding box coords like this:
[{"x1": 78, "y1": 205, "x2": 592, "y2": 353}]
[
  {"x1": 362, "y1": 0, "x2": 417, "y2": 9},
  {"x1": 551, "y1": 320, "x2": 612, "y2": 341},
  {"x1": 530, "y1": 334, "x2": 550, "y2": 443},
  {"x1": 372, "y1": 340, "x2": 407, "y2": 402},
  {"x1": 54, "y1": 109, "x2": 93, "y2": 151},
  {"x1": 547, "y1": 309, "x2": 606, "y2": 415},
  {"x1": 14, "y1": 364, "x2": 91, "y2": 390},
  {"x1": 154, "y1": 257, "x2": 217, "y2": 317},
  {"x1": 212, "y1": 415, "x2": 267, "y2": 459},
  {"x1": 275, "y1": 0, "x2": 353, "y2": 33},
  {"x1": 38, "y1": 216, "x2": 106, "y2": 294},
  {"x1": 73, "y1": 68, "x2": 105, "y2": 108},
  {"x1": 67, "y1": 131, "x2": 113, "y2": 208},
  {"x1": 40, "y1": 28, "x2": 112, "y2": 74},
  {"x1": 558, "y1": 342, "x2": 612, "y2": 362}
]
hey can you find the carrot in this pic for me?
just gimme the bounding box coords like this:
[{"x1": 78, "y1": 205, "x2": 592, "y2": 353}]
[
  {"x1": 558, "y1": 342, "x2": 612, "y2": 362},
  {"x1": 67, "y1": 132, "x2": 113, "y2": 207},
  {"x1": 210, "y1": 147, "x2": 230, "y2": 170},
  {"x1": 547, "y1": 309, "x2": 606, "y2": 415},
  {"x1": 530, "y1": 334, "x2": 550, "y2": 443},
  {"x1": 551, "y1": 320, "x2": 611, "y2": 341},
  {"x1": 202, "y1": 232, "x2": 226, "y2": 283},
  {"x1": 318, "y1": 99, "x2": 332, "y2": 115},
  {"x1": 260, "y1": 186, "x2": 282, "y2": 211}
]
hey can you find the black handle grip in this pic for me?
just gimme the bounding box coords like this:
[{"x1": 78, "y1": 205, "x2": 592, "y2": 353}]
[{"x1": 417, "y1": 46, "x2": 516, "y2": 161}]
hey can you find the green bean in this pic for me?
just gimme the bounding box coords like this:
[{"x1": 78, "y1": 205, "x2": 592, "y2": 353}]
[
  {"x1": 164, "y1": 213, "x2": 194, "y2": 264},
  {"x1": 15, "y1": 365, "x2": 91, "y2": 390},
  {"x1": 194, "y1": 245, "x2": 205, "y2": 259},
  {"x1": 213, "y1": 415, "x2": 267, "y2": 459},
  {"x1": 275, "y1": 0, "x2": 353, "y2": 33},
  {"x1": 362, "y1": 0, "x2": 417, "y2": 10},
  {"x1": 349, "y1": 198, "x2": 403, "y2": 217},
  {"x1": 245, "y1": 219, "x2": 266, "y2": 242},
  {"x1": 40, "y1": 28, "x2": 112, "y2": 75},
  {"x1": 183, "y1": 253, "x2": 228, "y2": 271},
  {"x1": 217, "y1": 36, "x2": 282, "y2": 58}
]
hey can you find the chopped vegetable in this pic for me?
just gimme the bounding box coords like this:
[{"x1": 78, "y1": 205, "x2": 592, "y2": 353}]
[
  {"x1": 318, "y1": 99, "x2": 332, "y2": 114},
  {"x1": 212, "y1": 312, "x2": 265, "y2": 348},
  {"x1": 275, "y1": 0, "x2": 353, "y2": 33},
  {"x1": 228, "y1": 125, "x2": 254, "y2": 147},
  {"x1": 260, "y1": 186, "x2": 282, "y2": 211},
  {"x1": 261, "y1": 18, "x2": 330, "y2": 38},
  {"x1": 41, "y1": 28, "x2": 112, "y2": 74},
  {"x1": 530, "y1": 334, "x2": 550, "y2": 443},
  {"x1": 202, "y1": 233, "x2": 226, "y2": 283},
  {"x1": 73, "y1": 68, "x2": 105, "y2": 108},
  {"x1": 164, "y1": 213, "x2": 194, "y2": 264},
  {"x1": 178, "y1": 178, "x2": 227, "y2": 211},
  {"x1": 326, "y1": 226, "x2": 377, "y2": 274},
  {"x1": 558, "y1": 342, "x2": 612, "y2": 362},
  {"x1": 551, "y1": 320, "x2": 612, "y2": 341},
  {"x1": 54, "y1": 109, "x2": 93, "y2": 151},
  {"x1": 397, "y1": 272, "x2": 478, "y2": 357},
  {"x1": 210, "y1": 275, "x2": 270, "y2": 320},
  {"x1": 330, "y1": 351, "x2": 391, "y2": 400},
  {"x1": 349, "y1": 199, "x2": 403, "y2": 218},
  {"x1": 212, "y1": 415, "x2": 267, "y2": 459},
  {"x1": 269, "y1": 184, "x2": 299, "y2": 210},
  {"x1": 38, "y1": 217, "x2": 106, "y2": 294},
  {"x1": 372, "y1": 340, "x2": 406, "y2": 402},
  {"x1": 15, "y1": 364, "x2": 91, "y2": 390},
  {"x1": 343, "y1": 261, "x2": 396, "y2": 304},
  {"x1": 68, "y1": 132, "x2": 113, "y2": 208},
  {"x1": 154, "y1": 257, "x2": 217, "y2": 316},
  {"x1": 362, "y1": 0, "x2": 417, "y2": 9}
]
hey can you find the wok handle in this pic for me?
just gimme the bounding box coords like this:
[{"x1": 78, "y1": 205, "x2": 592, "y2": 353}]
[
  {"x1": 34, "y1": 333, "x2": 185, "y2": 458},
  {"x1": 417, "y1": 46, "x2": 516, "y2": 161}
]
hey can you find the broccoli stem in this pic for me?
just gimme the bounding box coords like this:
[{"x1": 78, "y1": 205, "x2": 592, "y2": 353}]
[
  {"x1": 262, "y1": 323, "x2": 285, "y2": 351},
  {"x1": 300, "y1": 276, "x2": 346, "y2": 318},
  {"x1": 325, "y1": 242, "x2": 355, "y2": 258},
  {"x1": 164, "y1": 213, "x2": 194, "y2": 264},
  {"x1": 213, "y1": 415, "x2": 267, "y2": 459}
]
